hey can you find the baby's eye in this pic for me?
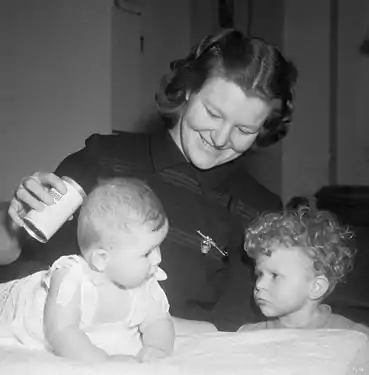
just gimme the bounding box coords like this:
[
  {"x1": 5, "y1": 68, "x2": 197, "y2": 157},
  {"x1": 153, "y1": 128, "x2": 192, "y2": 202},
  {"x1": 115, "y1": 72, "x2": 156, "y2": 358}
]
[{"x1": 271, "y1": 273, "x2": 279, "y2": 279}]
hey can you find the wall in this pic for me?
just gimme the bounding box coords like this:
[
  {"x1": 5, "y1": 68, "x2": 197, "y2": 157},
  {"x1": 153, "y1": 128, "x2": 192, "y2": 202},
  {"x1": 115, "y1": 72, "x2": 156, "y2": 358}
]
[
  {"x1": 282, "y1": 0, "x2": 331, "y2": 201},
  {"x1": 190, "y1": 0, "x2": 220, "y2": 44},
  {"x1": 1, "y1": 0, "x2": 112, "y2": 200},
  {"x1": 111, "y1": 4, "x2": 142, "y2": 132},
  {"x1": 190, "y1": 0, "x2": 250, "y2": 46},
  {"x1": 336, "y1": 0, "x2": 369, "y2": 185},
  {"x1": 140, "y1": 0, "x2": 191, "y2": 129}
]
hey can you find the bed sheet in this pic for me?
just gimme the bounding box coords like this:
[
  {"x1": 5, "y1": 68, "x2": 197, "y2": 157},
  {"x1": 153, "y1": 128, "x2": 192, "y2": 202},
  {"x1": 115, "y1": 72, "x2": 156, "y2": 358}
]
[{"x1": 0, "y1": 329, "x2": 368, "y2": 375}]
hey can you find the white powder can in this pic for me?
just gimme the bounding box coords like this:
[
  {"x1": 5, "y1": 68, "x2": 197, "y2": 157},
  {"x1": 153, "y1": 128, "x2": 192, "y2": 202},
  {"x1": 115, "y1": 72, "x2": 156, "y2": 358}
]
[{"x1": 23, "y1": 176, "x2": 86, "y2": 243}]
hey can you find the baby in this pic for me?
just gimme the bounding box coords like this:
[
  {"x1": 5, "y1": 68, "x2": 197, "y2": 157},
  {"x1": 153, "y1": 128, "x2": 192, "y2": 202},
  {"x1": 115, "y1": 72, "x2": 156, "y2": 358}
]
[
  {"x1": 0, "y1": 178, "x2": 174, "y2": 362},
  {"x1": 239, "y1": 206, "x2": 369, "y2": 335}
]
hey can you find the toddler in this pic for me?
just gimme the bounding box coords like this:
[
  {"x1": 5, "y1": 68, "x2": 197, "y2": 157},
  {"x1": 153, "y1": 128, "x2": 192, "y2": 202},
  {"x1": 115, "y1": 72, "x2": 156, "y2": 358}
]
[{"x1": 239, "y1": 207, "x2": 369, "y2": 335}]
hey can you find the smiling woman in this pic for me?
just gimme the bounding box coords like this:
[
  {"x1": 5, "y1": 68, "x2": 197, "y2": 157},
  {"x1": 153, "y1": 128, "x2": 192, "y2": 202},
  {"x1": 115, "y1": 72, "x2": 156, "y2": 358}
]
[
  {"x1": 169, "y1": 77, "x2": 272, "y2": 169},
  {"x1": 156, "y1": 28, "x2": 297, "y2": 149},
  {"x1": 2, "y1": 28, "x2": 297, "y2": 332}
]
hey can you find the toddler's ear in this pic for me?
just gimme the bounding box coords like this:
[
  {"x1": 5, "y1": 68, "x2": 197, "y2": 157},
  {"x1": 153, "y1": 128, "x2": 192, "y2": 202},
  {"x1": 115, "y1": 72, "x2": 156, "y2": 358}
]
[
  {"x1": 309, "y1": 275, "x2": 329, "y2": 300},
  {"x1": 90, "y1": 248, "x2": 110, "y2": 272}
]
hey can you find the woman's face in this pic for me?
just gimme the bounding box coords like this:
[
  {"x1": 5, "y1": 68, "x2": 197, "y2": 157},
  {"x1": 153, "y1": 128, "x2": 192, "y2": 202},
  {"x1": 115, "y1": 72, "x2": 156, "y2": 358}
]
[{"x1": 170, "y1": 77, "x2": 273, "y2": 170}]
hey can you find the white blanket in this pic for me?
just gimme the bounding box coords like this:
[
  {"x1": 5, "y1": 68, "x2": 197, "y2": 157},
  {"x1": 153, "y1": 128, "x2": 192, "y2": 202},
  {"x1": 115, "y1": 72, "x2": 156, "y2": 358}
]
[{"x1": 0, "y1": 329, "x2": 368, "y2": 375}]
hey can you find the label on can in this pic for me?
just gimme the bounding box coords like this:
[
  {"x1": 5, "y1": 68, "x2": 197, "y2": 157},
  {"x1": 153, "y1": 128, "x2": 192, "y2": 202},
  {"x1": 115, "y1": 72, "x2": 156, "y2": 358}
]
[{"x1": 23, "y1": 176, "x2": 85, "y2": 243}]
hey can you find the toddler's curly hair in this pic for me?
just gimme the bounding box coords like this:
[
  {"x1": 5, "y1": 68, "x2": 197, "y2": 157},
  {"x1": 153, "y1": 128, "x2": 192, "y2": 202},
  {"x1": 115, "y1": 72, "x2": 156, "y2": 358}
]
[{"x1": 244, "y1": 207, "x2": 356, "y2": 295}]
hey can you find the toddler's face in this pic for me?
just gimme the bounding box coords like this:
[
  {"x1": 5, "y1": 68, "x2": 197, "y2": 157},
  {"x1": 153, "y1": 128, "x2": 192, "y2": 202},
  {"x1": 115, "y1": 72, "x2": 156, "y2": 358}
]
[
  {"x1": 253, "y1": 245, "x2": 316, "y2": 320},
  {"x1": 105, "y1": 219, "x2": 169, "y2": 289}
]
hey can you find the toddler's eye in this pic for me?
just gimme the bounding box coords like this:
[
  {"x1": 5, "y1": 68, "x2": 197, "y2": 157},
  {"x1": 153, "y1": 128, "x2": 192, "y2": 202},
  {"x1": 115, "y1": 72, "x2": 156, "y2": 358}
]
[{"x1": 272, "y1": 273, "x2": 279, "y2": 279}]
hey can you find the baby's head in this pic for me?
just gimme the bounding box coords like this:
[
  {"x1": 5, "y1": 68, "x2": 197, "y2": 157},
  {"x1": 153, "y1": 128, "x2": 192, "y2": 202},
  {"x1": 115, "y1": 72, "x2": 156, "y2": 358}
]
[
  {"x1": 244, "y1": 207, "x2": 356, "y2": 319},
  {"x1": 77, "y1": 178, "x2": 168, "y2": 288}
]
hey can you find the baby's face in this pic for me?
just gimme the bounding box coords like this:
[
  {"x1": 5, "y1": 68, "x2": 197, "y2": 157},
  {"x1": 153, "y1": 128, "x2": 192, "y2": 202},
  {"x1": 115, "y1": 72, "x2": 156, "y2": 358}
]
[
  {"x1": 105, "y1": 219, "x2": 169, "y2": 289},
  {"x1": 253, "y1": 245, "x2": 316, "y2": 319}
]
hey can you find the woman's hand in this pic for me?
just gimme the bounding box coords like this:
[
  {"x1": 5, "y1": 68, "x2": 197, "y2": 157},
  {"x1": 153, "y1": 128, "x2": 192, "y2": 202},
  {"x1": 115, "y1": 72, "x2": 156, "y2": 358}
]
[{"x1": 8, "y1": 172, "x2": 67, "y2": 228}]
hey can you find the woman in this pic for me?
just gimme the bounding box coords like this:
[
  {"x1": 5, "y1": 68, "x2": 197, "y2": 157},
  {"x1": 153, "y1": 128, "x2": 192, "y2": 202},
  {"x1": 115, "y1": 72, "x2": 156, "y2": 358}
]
[{"x1": 2, "y1": 29, "x2": 297, "y2": 331}]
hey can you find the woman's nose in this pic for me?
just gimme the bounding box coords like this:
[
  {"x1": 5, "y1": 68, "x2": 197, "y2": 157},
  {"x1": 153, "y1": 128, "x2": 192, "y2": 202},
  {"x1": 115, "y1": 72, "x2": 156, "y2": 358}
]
[{"x1": 211, "y1": 122, "x2": 232, "y2": 149}]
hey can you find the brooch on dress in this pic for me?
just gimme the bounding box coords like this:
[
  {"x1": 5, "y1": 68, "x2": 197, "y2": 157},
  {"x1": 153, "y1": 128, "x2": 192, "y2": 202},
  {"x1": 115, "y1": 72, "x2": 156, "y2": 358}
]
[{"x1": 196, "y1": 230, "x2": 228, "y2": 257}]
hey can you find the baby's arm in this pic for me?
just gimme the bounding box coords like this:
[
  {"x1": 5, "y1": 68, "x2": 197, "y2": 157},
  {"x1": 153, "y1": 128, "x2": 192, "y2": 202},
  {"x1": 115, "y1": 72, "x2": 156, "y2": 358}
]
[
  {"x1": 44, "y1": 267, "x2": 136, "y2": 363},
  {"x1": 44, "y1": 267, "x2": 109, "y2": 362},
  {"x1": 138, "y1": 314, "x2": 175, "y2": 362}
]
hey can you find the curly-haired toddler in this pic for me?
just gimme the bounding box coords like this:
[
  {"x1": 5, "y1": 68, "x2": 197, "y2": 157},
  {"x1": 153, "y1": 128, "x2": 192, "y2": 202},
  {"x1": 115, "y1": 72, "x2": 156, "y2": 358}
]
[{"x1": 239, "y1": 207, "x2": 369, "y2": 335}]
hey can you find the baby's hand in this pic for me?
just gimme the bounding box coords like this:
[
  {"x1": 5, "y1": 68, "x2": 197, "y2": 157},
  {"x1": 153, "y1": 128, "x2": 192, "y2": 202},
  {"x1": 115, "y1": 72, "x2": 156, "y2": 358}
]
[
  {"x1": 108, "y1": 354, "x2": 139, "y2": 363},
  {"x1": 137, "y1": 346, "x2": 168, "y2": 362}
]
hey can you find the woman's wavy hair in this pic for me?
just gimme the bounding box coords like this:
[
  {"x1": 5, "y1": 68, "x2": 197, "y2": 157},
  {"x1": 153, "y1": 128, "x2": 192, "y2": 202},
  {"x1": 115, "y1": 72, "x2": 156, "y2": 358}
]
[
  {"x1": 155, "y1": 28, "x2": 298, "y2": 147},
  {"x1": 244, "y1": 207, "x2": 356, "y2": 297}
]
